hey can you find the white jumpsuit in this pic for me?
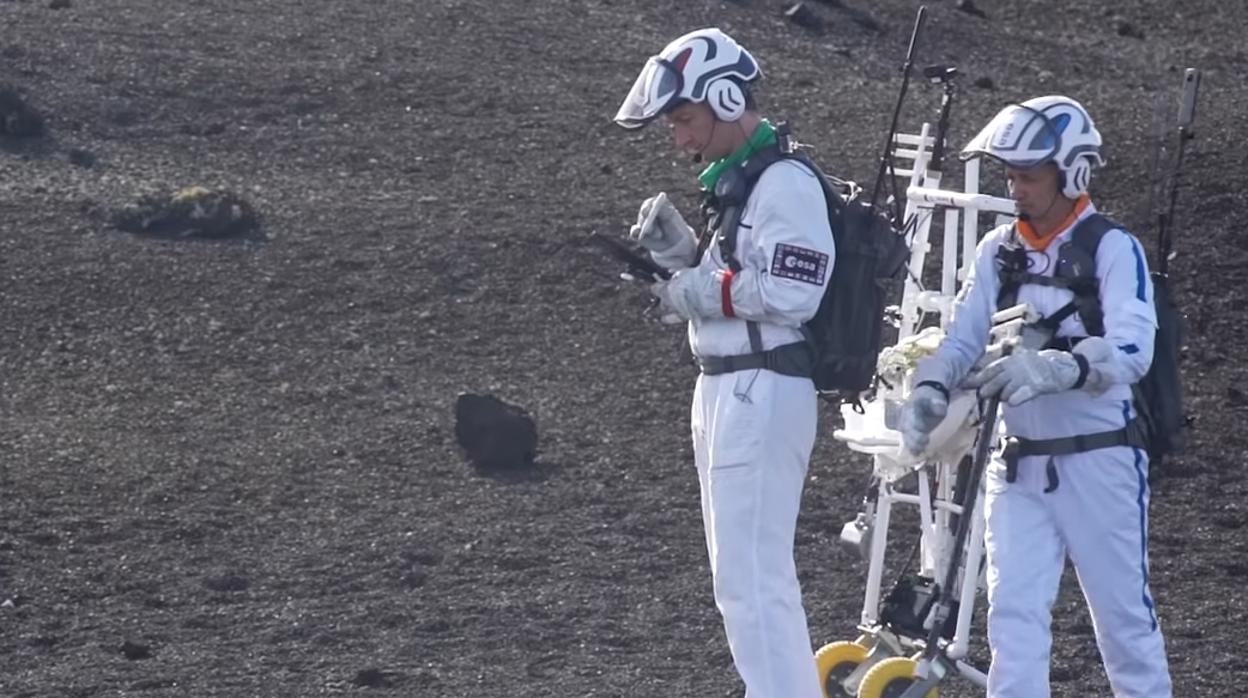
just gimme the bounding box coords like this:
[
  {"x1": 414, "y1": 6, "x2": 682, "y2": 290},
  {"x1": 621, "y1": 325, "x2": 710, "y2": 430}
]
[
  {"x1": 686, "y1": 159, "x2": 835, "y2": 698},
  {"x1": 913, "y1": 201, "x2": 1172, "y2": 697}
]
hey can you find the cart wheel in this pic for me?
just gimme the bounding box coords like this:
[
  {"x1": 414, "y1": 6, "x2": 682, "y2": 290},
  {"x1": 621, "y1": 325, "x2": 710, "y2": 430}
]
[
  {"x1": 856, "y1": 657, "x2": 938, "y2": 698},
  {"x1": 815, "y1": 640, "x2": 869, "y2": 697}
]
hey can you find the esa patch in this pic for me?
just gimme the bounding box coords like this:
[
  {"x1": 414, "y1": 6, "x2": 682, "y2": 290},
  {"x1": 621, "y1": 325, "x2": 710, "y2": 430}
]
[{"x1": 770, "y1": 243, "x2": 829, "y2": 285}]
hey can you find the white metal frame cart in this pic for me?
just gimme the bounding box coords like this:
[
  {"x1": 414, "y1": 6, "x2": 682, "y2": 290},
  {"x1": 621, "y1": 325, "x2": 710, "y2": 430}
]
[{"x1": 813, "y1": 111, "x2": 1033, "y2": 697}]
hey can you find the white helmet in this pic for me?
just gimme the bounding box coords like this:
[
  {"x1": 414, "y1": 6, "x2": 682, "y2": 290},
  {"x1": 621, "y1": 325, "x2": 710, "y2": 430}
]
[
  {"x1": 960, "y1": 95, "x2": 1104, "y2": 199},
  {"x1": 614, "y1": 28, "x2": 761, "y2": 129}
]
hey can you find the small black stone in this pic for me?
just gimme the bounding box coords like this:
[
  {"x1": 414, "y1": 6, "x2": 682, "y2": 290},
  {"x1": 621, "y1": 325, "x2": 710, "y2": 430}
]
[
  {"x1": 0, "y1": 87, "x2": 45, "y2": 138},
  {"x1": 784, "y1": 3, "x2": 825, "y2": 33},
  {"x1": 68, "y1": 148, "x2": 96, "y2": 168},
  {"x1": 956, "y1": 0, "x2": 988, "y2": 19},
  {"x1": 353, "y1": 668, "x2": 399, "y2": 688},
  {"x1": 1116, "y1": 21, "x2": 1145, "y2": 39},
  {"x1": 119, "y1": 640, "x2": 151, "y2": 660},
  {"x1": 454, "y1": 394, "x2": 538, "y2": 471},
  {"x1": 202, "y1": 573, "x2": 249, "y2": 592}
]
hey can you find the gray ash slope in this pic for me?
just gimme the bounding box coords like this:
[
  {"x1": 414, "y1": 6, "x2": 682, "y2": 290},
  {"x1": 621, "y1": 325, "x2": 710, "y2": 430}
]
[{"x1": 1, "y1": 1, "x2": 1246, "y2": 696}]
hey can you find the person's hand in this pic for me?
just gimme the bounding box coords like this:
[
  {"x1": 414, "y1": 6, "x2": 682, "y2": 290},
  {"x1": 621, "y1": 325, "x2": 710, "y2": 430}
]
[
  {"x1": 649, "y1": 279, "x2": 687, "y2": 325},
  {"x1": 649, "y1": 266, "x2": 721, "y2": 324},
  {"x1": 964, "y1": 349, "x2": 1081, "y2": 406},
  {"x1": 899, "y1": 383, "x2": 950, "y2": 455},
  {"x1": 631, "y1": 192, "x2": 697, "y2": 270}
]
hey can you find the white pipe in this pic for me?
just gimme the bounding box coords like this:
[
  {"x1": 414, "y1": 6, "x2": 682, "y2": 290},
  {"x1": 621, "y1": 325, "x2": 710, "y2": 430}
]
[
  {"x1": 896, "y1": 125, "x2": 934, "y2": 342},
  {"x1": 941, "y1": 206, "x2": 959, "y2": 307},
  {"x1": 991, "y1": 302, "x2": 1041, "y2": 324},
  {"x1": 906, "y1": 186, "x2": 1017, "y2": 216},
  {"x1": 935, "y1": 461, "x2": 954, "y2": 583},
  {"x1": 895, "y1": 133, "x2": 937, "y2": 147},
  {"x1": 861, "y1": 473, "x2": 894, "y2": 627},
  {"x1": 917, "y1": 473, "x2": 938, "y2": 578},
  {"x1": 887, "y1": 492, "x2": 966, "y2": 516},
  {"x1": 915, "y1": 291, "x2": 953, "y2": 318},
  {"x1": 961, "y1": 158, "x2": 981, "y2": 285},
  {"x1": 946, "y1": 491, "x2": 988, "y2": 662}
]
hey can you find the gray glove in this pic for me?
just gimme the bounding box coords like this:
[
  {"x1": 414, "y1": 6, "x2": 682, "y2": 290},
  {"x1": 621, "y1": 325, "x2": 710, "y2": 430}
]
[
  {"x1": 965, "y1": 349, "x2": 1082, "y2": 406},
  {"x1": 899, "y1": 383, "x2": 950, "y2": 456},
  {"x1": 631, "y1": 192, "x2": 698, "y2": 271},
  {"x1": 650, "y1": 265, "x2": 725, "y2": 325}
]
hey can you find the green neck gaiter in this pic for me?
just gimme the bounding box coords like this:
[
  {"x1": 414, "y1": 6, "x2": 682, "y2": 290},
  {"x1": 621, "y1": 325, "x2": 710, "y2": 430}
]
[{"x1": 697, "y1": 119, "x2": 778, "y2": 192}]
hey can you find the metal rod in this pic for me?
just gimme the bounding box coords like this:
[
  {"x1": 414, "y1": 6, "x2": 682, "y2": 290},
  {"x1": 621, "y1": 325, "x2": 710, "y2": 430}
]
[
  {"x1": 868, "y1": 5, "x2": 928, "y2": 219},
  {"x1": 1157, "y1": 68, "x2": 1201, "y2": 276}
]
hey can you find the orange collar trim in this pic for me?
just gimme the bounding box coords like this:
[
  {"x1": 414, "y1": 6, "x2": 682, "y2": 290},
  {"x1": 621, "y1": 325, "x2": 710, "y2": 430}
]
[{"x1": 1016, "y1": 195, "x2": 1092, "y2": 251}]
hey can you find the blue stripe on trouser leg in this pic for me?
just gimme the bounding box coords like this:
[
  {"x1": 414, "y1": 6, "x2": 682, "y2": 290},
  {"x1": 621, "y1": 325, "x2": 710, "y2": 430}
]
[
  {"x1": 1121, "y1": 400, "x2": 1158, "y2": 633},
  {"x1": 1132, "y1": 446, "x2": 1158, "y2": 633},
  {"x1": 984, "y1": 451, "x2": 1066, "y2": 697},
  {"x1": 691, "y1": 371, "x2": 822, "y2": 698},
  {"x1": 1051, "y1": 402, "x2": 1171, "y2": 697}
]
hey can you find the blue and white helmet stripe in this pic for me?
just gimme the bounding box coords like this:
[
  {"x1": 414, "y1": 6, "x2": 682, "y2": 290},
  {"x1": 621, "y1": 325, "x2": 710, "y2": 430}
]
[{"x1": 960, "y1": 95, "x2": 1105, "y2": 175}]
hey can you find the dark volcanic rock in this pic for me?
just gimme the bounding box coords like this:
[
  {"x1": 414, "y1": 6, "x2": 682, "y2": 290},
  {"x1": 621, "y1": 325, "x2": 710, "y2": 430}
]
[
  {"x1": 119, "y1": 640, "x2": 152, "y2": 660},
  {"x1": 353, "y1": 668, "x2": 401, "y2": 688},
  {"x1": 784, "y1": 3, "x2": 825, "y2": 33},
  {"x1": 1116, "y1": 20, "x2": 1146, "y2": 39},
  {"x1": 202, "y1": 573, "x2": 250, "y2": 593},
  {"x1": 67, "y1": 147, "x2": 95, "y2": 167},
  {"x1": 0, "y1": 87, "x2": 45, "y2": 138},
  {"x1": 112, "y1": 186, "x2": 262, "y2": 240},
  {"x1": 955, "y1": 0, "x2": 988, "y2": 19},
  {"x1": 1, "y1": 1, "x2": 1244, "y2": 697},
  {"x1": 454, "y1": 393, "x2": 538, "y2": 471}
]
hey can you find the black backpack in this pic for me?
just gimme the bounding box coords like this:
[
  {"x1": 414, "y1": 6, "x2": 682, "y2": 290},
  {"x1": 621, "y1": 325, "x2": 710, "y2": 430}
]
[
  {"x1": 996, "y1": 213, "x2": 1187, "y2": 462},
  {"x1": 703, "y1": 127, "x2": 910, "y2": 398}
]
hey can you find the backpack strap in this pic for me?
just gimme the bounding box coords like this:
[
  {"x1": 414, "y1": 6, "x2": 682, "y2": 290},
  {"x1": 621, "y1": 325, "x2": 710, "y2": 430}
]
[
  {"x1": 1001, "y1": 418, "x2": 1150, "y2": 489},
  {"x1": 699, "y1": 134, "x2": 834, "y2": 362},
  {"x1": 701, "y1": 143, "x2": 792, "y2": 355},
  {"x1": 1008, "y1": 420, "x2": 1151, "y2": 462},
  {"x1": 995, "y1": 213, "x2": 1142, "y2": 488},
  {"x1": 1056, "y1": 213, "x2": 1116, "y2": 337},
  {"x1": 712, "y1": 145, "x2": 788, "y2": 271},
  {"x1": 995, "y1": 213, "x2": 1118, "y2": 336},
  {"x1": 994, "y1": 226, "x2": 1029, "y2": 310}
]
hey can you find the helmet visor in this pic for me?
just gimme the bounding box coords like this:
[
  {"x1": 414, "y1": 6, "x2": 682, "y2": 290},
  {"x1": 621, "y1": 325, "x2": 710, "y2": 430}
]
[
  {"x1": 959, "y1": 103, "x2": 1062, "y2": 169},
  {"x1": 613, "y1": 57, "x2": 684, "y2": 129}
]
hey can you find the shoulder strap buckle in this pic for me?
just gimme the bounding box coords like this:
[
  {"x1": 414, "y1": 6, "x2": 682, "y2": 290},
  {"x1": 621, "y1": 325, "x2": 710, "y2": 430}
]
[{"x1": 776, "y1": 120, "x2": 795, "y2": 155}]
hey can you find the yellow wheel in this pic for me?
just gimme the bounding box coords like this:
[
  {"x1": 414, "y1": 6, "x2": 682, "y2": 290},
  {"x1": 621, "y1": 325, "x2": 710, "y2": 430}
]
[
  {"x1": 856, "y1": 656, "x2": 938, "y2": 698},
  {"x1": 815, "y1": 640, "x2": 870, "y2": 697}
]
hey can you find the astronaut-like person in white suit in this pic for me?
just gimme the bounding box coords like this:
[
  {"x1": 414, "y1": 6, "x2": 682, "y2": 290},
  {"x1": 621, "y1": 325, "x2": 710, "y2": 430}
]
[
  {"x1": 899, "y1": 96, "x2": 1173, "y2": 697},
  {"x1": 613, "y1": 28, "x2": 833, "y2": 698}
]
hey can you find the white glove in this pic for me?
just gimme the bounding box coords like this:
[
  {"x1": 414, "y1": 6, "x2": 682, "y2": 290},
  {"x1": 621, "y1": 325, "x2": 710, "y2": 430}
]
[
  {"x1": 631, "y1": 192, "x2": 698, "y2": 270},
  {"x1": 900, "y1": 383, "x2": 950, "y2": 456},
  {"x1": 650, "y1": 265, "x2": 724, "y2": 324},
  {"x1": 964, "y1": 349, "x2": 1081, "y2": 406}
]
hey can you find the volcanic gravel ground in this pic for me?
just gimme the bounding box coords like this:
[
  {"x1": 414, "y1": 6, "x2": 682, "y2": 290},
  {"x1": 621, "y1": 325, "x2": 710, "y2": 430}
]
[{"x1": 2, "y1": 0, "x2": 1247, "y2": 695}]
